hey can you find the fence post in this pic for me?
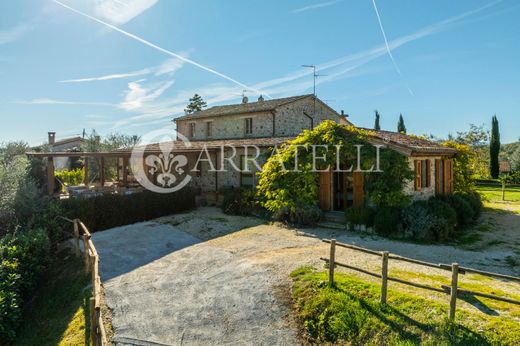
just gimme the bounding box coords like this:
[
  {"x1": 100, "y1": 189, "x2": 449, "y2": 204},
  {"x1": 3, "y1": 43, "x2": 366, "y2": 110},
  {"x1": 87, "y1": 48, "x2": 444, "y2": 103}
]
[
  {"x1": 89, "y1": 297, "x2": 98, "y2": 346},
  {"x1": 83, "y1": 234, "x2": 91, "y2": 273},
  {"x1": 449, "y1": 263, "x2": 459, "y2": 320},
  {"x1": 381, "y1": 251, "x2": 389, "y2": 304},
  {"x1": 73, "y1": 219, "x2": 80, "y2": 257},
  {"x1": 329, "y1": 239, "x2": 336, "y2": 286}
]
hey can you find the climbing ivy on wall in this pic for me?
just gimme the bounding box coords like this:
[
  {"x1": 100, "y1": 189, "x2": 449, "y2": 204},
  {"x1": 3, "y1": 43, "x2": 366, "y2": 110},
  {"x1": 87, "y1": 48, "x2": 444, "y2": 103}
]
[{"x1": 257, "y1": 121, "x2": 413, "y2": 217}]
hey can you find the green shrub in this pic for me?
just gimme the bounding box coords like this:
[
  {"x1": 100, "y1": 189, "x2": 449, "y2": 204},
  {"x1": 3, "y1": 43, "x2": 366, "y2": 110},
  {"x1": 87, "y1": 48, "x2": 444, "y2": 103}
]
[
  {"x1": 428, "y1": 197, "x2": 457, "y2": 233},
  {"x1": 459, "y1": 192, "x2": 483, "y2": 218},
  {"x1": 446, "y1": 194, "x2": 475, "y2": 227},
  {"x1": 59, "y1": 188, "x2": 196, "y2": 232},
  {"x1": 273, "y1": 205, "x2": 322, "y2": 225},
  {"x1": 0, "y1": 229, "x2": 50, "y2": 342},
  {"x1": 221, "y1": 187, "x2": 257, "y2": 216},
  {"x1": 373, "y1": 207, "x2": 401, "y2": 236},
  {"x1": 55, "y1": 168, "x2": 84, "y2": 186},
  {"x1": 399, "y1": 201, "x2": 451, "y2": 242},
  {"x1": 345, "y1": 206, "x2": 375, "y2": 227}
]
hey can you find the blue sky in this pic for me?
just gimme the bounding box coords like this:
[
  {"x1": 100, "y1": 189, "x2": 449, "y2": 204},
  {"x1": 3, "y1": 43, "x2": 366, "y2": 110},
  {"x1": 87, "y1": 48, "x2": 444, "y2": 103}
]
[{"x1": 0, "y1": 0, "x2": 519, "y2": 145}]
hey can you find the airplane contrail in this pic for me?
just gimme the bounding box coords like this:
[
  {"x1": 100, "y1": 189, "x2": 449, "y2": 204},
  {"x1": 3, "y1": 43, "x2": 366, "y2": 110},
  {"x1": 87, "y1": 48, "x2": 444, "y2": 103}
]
[
  {"x1": 52, "y1": 0, "x2": 269, "y2": 97},
  {"x1": 371, "y1": 0, "x2": 414, "y2": 95}
]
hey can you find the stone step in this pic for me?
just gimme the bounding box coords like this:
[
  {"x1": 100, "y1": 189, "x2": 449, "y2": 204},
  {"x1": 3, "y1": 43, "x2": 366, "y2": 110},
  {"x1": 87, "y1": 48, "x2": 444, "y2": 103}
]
[{"x1": 323, "y1": 211, "x2": 346, "y2": 224}]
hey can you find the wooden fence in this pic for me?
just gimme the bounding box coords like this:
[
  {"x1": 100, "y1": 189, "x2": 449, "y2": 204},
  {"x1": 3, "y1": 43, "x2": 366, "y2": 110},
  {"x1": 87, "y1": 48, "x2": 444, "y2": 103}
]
[
  {"x1": 60, "y1": 216, "x2": 108, "y2": 345},
  {"x1": 321, "y1": 239, "x2": 520, "y2": 320}
]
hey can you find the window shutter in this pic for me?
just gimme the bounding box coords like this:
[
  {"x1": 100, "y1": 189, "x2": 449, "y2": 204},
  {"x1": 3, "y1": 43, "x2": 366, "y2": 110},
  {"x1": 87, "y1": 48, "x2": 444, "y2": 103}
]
[
  {"x1": 444, "y1": 159, "x2": 454, "y2": 194},
  {"x1": 426, "y1": 160, "x2": 431, "y2": 187},
  {"x1": 435, "y1": 159, "x2": 441, "y2": 194},
  {"x1": 414, "y1": 160, "x2": 422, "y2": 191}
]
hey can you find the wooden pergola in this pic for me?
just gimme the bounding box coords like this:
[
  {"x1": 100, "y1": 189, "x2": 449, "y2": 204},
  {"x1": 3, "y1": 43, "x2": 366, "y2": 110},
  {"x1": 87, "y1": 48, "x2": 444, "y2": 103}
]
[
  {"x1": 27, "y1": 148, "x2": 217, "y2": 196},
  {"x1": 27, "y1": 151, "x2": 132, "y2": 195}
]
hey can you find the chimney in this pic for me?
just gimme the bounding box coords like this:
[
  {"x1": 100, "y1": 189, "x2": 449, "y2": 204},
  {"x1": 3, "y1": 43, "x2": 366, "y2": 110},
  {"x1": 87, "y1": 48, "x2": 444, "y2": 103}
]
[
  {"x1": 258, "y1": 95, "x2": 264, "y2": 102},
  {"x1": 341, "y1": 110, "x2": 348, "y2": 117},
  {"x1": 95, "y1": 135, "x2": 101, "y2": 144},
  {"x1": 48, "y1": 132, "x2": 56, "y2": 145},
  {"x1": 242, "y1": 96, "x2": 249, "y2": 104}
]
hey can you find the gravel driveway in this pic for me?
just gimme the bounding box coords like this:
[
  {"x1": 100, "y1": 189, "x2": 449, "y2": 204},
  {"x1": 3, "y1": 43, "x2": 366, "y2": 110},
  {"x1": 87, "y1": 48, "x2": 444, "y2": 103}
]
[{"x1": 92, "y1": 207, "x2": 520, "y2": 346}]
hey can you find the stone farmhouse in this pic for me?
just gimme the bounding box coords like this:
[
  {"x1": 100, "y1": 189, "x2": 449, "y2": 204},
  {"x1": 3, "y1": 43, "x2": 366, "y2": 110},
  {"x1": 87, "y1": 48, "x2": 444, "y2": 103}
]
[
  {"x1": 169, "y1": 94, "x2": 457, "y2": 210},
  {"x1": 31, "y1": 94, "x2": 457, "y2": 211}
]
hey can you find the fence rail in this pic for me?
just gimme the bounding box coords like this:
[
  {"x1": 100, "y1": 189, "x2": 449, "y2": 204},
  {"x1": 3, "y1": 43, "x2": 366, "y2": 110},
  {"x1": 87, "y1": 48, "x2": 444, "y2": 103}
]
[
  {"x1": 322, "y1": 239, "x2": 520, "y2": 320},
  {"x1": 60, "y1": 216, "x2": 107, "y2": 345}
]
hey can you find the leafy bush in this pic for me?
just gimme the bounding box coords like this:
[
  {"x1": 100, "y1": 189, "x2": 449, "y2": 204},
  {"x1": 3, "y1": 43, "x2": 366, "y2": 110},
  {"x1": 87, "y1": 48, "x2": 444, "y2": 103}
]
[
  {"x1": 399, "y1": 201, "x2": 451, "y2": 242},
  {"x1": 459, "y1": 192, "x2": 483, "y2": 218},
  {"x1": 257, "y1": 121, "x2": 412, "y2": 224},
  {"x1": 273, "y1": 205, "x2": 322, "y2": 225},
  {"x1": 221, "y1": 187, "x2": 257, "y2": 216},
  {"x1": 428, "y1": 198, "x2": 457, "y2": 232},
  {"x1": 55, "y1": 168, "x2": 84, "y2": 186},
  {"x1": 445, "y1": 194, "x2": 475, "y2": 227},
  {"x1": 0, "y1": 229, "x2": 50, "y2": 342},
  {"x1": 345, "y1": 206, "x2": 375, "y2": 227},
  {"x1": 59, "y1": 188, "x2": 196, "y2": 232},
  {"x1": 373, "y1": 207, "x2": 401, "y2": 236}
]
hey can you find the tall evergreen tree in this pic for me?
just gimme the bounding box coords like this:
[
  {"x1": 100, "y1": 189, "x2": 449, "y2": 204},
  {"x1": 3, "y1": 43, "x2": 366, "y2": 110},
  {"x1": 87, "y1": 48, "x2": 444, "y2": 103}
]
[
  {"x1": 397, "y1": 114, "x2": 406, "y2": 134},
  {"x1": 489, "y1": 115, "x2": 501, "y2": 178},
  {"x1": 184, "y1": 94, "x2": 207, "y2": 114},
  {"x1": 374, "y1": 110, "x2": 381, "y2": 130}
]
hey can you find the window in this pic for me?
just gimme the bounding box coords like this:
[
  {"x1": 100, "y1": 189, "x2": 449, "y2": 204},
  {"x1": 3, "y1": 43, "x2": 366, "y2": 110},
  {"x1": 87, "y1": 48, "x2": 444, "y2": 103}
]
[
  {"x1": 245, "y1": 117, "x2": 253, "y2": 135},
  {"x1": 414, "y1": 159, "x2": 431, "y2": 190},
  {"x1": 189, "y1": 123, "x2": 195, "y2": 138},
  {"x1": 240, "y1": 155, "x2": 256, "y2": 188},
  {"x1": 435, "y1": 159, "x2": 453, "y2": 194},
  {"x1": 206, "y1": 121, "x2": 213, "y2": 137}
]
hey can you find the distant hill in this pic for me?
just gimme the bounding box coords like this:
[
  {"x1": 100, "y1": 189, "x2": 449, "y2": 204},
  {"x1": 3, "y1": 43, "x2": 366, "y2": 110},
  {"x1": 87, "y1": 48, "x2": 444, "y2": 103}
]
[{"x1": 500, "y1": 141, "x2": 520, "y2": 170}]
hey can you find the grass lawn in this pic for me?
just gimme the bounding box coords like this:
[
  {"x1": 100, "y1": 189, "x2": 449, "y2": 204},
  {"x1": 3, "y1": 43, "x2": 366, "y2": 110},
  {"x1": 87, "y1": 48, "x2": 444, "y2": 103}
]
[
  {"x1": 16, "y1": 249, "x2": 92, "y2": 346},
  {"x1": 477, "y1": 183, "x2": 520, "y2": 203},
  {"x1": 291, "y1": 267, "x2": 520, "y2": 345}
]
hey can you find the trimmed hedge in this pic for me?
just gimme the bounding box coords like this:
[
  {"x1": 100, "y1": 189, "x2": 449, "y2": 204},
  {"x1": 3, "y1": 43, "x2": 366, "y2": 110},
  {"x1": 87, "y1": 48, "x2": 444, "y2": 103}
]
[
  {"x1": 59, "y1": 188, "x2": 196, "y2": 232},
  {"x1": 0, "y1": 229, "x2": 50, "y2": 342}
]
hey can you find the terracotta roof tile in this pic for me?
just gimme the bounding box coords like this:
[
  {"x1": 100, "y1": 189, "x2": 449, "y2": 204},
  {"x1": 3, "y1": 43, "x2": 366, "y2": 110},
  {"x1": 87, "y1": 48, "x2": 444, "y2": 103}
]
[{"x1": 174, "y1": 94, "x2": 314, "y2": 121}]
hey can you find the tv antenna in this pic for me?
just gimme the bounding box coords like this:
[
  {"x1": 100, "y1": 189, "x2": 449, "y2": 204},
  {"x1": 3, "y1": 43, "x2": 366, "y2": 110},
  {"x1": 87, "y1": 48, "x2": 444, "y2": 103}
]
[{"x1": 302, "y1": 64, "x2": 327, "y2": 96}]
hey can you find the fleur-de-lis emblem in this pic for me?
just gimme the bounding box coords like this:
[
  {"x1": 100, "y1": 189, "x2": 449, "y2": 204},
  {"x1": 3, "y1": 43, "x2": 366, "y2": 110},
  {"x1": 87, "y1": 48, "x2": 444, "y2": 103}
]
[{"x1": 145, "y1": 142, "x2": 188, "y2": 187}]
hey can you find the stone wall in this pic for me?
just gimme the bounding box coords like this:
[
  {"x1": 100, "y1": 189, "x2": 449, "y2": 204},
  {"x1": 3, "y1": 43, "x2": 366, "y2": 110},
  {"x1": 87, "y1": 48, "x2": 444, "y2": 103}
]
[
  {"x1": 176, "y1": 96, "x2": 346, "y2": 141},
  {"x1": 403, "y1": 156, "x2": 441, "y2": 200}
]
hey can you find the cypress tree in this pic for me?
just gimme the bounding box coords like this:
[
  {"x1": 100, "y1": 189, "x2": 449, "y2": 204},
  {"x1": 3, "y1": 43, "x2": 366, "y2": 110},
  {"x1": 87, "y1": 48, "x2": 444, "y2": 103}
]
[
  {"x1": 397, "y1": 114, "x2": 406, "y2": 134},
  {"x1": 374, "y1": 110, "x2": 381, "y2": 130},
  {"x1": 490, "y1": 115, "x2": 501, "y2": 178}
]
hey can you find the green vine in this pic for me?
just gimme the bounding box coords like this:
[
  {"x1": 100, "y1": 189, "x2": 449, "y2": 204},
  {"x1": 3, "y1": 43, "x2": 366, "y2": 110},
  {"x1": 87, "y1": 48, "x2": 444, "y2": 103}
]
[{"x1": 257, "y1": 121, "x2": 413, "y2": 214}]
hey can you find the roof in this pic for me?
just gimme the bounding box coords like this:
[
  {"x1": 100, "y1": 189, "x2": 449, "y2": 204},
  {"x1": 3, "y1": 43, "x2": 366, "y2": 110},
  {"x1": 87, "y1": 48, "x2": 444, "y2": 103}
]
[
  {"x1": 362, "y1": 129, "x2": 458, "y2": 156},
  {"x1": 52, "y1": 136, "x2": 84, "y2": 147},
  {"x1": 114, "y1": 136, "x2": 296, "y2": 154},
  {"x1": 500, "y1": 161, "x2": 512, "y2": 172},
  {"x1": 175, "y1": 94, "x2": 316, "y2": 121}
]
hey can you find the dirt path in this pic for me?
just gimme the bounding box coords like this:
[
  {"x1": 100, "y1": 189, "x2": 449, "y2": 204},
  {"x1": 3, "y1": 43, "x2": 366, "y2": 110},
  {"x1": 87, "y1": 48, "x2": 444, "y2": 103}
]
[{"x1": 93, "y1": 207, "x2": 520, "y2": 346}]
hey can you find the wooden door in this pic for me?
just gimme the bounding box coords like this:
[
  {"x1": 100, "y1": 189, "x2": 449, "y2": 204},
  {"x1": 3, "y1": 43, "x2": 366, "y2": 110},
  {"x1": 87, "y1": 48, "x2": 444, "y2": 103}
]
[
  {"x1": 352, "y1": 172, "x2": 364, "y2": 207},
  {"x1": 319, "y1": 169, "x2": 332, "y2": 211}
]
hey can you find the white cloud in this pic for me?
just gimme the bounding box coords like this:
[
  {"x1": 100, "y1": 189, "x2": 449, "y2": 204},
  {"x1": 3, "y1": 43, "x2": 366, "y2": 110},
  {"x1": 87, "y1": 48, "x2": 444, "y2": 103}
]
[
  {"x1": 60, "y1": 55, "x2": 187, "y2": 83},
  {"x1": 292, "y1": 0, "x2": 342, "y2": 14},
  {"x1": 94, "y1": 0, "x2": 159, "y2": 25},
  {"x1": 0, "y1": 24, "x2": 32, "y2": 44},
  {"x1": 119, "y1": 80, "x2": 174, "y2": 111},
  {"x1": 53, "y1": 1, "x2": 267, "y2": 96}
]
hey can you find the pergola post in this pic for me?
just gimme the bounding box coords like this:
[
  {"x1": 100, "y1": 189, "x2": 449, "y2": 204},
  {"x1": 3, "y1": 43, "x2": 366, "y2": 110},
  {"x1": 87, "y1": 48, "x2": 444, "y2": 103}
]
[
  {"x1": 47, "y1": 157, "x2": 55, "y2": 195},
  {"x1": 99, "y1": 157, "x2": 105, "y2": 187},
  {"x1": 84, "y1": 157, "x2": 89, "y2": 188},
  {"x1": 122, "y1": 157, "x2": 129, "y2": 187}
]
